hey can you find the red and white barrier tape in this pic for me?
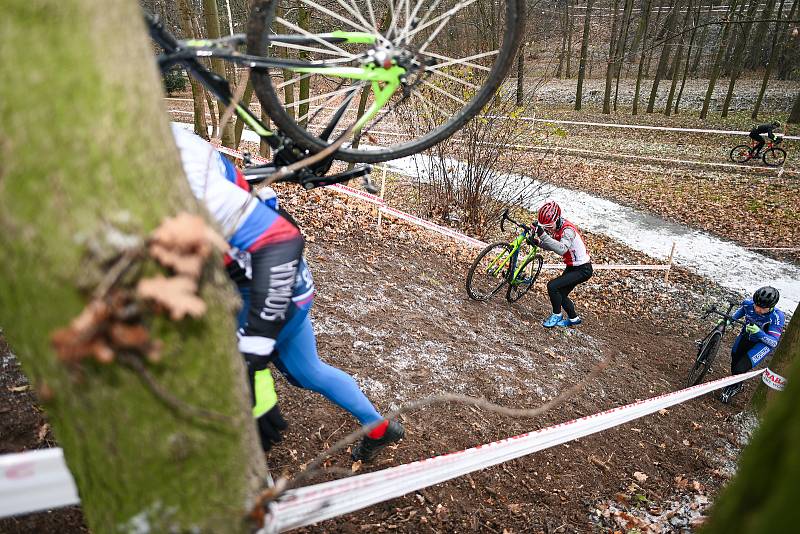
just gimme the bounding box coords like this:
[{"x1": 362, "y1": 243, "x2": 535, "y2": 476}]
[
  {"x1": 260, "y1": 368, "x2": 763, "y2": 532},
  {"x1": 0, "y1": 369, "x2": 764, "y2": 521},
  {"x1": 762, "y1": 368, "x2": 787, "y2": 391}
]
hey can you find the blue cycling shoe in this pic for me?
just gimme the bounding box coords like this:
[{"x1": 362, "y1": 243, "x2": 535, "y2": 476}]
[
  {"x1": 542, "y1": 313, "x2": 563, "y2": 328},
  {"x1": 557, "y1": 316, "x2": 583, "y2": 327}
]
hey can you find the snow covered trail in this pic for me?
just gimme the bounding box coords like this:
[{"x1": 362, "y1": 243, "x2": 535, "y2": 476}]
[{"x1": 380, "y1": 152, "x2": 800, "y2": 313}]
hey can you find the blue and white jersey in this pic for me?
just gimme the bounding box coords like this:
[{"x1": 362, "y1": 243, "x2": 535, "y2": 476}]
[{"x1": 731, "y1": 299, "x2": 785, "y2": 349}]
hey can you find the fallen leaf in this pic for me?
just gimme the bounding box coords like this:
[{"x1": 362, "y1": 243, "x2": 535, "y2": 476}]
[
  {"x1": 9, "y1": 385, "x2": 31, "y2": 393},
  {"x1": 37, "y1": 423, "x2": 50, "y2": 443},
  {"x1": 351, "y1": 460, "x2": 362, "y2": 473},
  {"x1": 633, "y1": 471, "x2": 648, "y2": 482}
]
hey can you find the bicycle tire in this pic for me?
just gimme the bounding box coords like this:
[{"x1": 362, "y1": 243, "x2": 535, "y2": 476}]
[
  {"x1": 729, "y1": 145, "x2": 752, "y2": 164},
  {"x1": 686, "y1": 330, "x2": 722, "y2": 387},
  {"x1": 506, "y1": 254, "x2": 543, "y2": 303},
  {"x1": 466, "y1": 242, "x2": 513, "y2": 301},
  {"x1": 247, "y1": 0, "x2": 525, "y2": 163},
  {"x1": 762, "y1": 147, "x2": 786, "y2": 167}
]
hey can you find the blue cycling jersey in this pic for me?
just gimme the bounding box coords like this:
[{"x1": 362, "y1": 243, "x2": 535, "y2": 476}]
[{"x1": 731, "y1": 299, "x2": 785, "y2": 350}]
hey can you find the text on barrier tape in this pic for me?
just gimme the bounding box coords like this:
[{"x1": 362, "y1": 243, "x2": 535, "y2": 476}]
[{"x1": 762, "y1": 368, "x2": 787, "y2": 391}]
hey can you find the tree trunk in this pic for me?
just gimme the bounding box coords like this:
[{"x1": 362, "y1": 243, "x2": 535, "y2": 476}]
[
  {"x1": 613, "y1": 0, "x2": 635, "y2": 111},
  {"x1": 298, "y1": 4, "x2": 311, "y2": 127},
  {"x1": 674, "y1": 0, "x2": 704, "y2": 114},
  {"x1": 690, "y1": 0, "x2": 715, "y2": 75},
  {"x1": 260, "y1": 108, "x2": 271, "y2": 158},
  {"x1": 647, "y1": 0, "x2": 681, "y2": 113},
  {"x1": 575, "y1": 0, "x2": 595, "y2": 111},
  {"x1": 234, "y1": 79, "x2": 255, "y2": 148},
  {"x1": 633, "y1": 0, "x2": 654, "y2": 114},
  {"x1": 789, "y1": 90, "x2": 800, "y2": 123},
  {"x1": 566, "y1": 2, "x2": 575, "y2": 78},
  {"x1": 0, "y1": 1, "x2": 263, "y2": 532},
  {"x1": 700, "y1": 0, "x2": 740, "y2": 119},
  {"x1": 177, "y1": 0, "x2": 209, "y2": 139},
  {"x1": 752, "y1": 0, "x2": 788, "y2": 118},
  {"x1": 603, "y1": 0, "x2": 623, "y2": 114},
  {"x1": 746, "y1": 0, "x2": 777, "y2": 69},
  {"x1": 776, "y1": 0, "x2": 800, "y2": 80},
  {"x1": 644, "y1": 0, "x2": 667, "y2": 77},
  {"x1": 703, "y1": 304, "x2": 800, "y2": 533},
  {"x1": 722, "y1": 0, "x2": 749, "y2": 75},
  {"x1": 203, "y1": 0, "x2": 236, "y2": 147},
  {"x1": 721, "y1": 0, "x2": 761, "y2": 117},
  {"x1": 516, "y1": 49, "x2": 525, "y2": 106},
  {"x1": 557, "y1": 4, "x2": 569, "y2": 78},
  {"x1": 665, "y1": 0, "x2": 693, "y2": 115}
]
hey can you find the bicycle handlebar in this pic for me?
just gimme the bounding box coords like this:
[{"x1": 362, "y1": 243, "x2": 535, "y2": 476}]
[
  {"x1": 703, "y1": 305, "x2": 746, "y2": 327},
  {"x1": 500, "y1": 209, "x2": 535, "y2": 235}
]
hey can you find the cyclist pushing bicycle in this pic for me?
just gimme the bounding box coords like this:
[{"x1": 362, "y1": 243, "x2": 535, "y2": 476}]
[
  {"x1": 718, "y1": 286, "x2": 785, "y2": 404},
  {"x1": 528, "y1": 201, "x2": 593, "y2": 328}
]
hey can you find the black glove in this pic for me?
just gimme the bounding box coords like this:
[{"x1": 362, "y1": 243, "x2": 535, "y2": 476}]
[
  {"x1": 527, "y1": 235, "x2": 541, "y2": 246},
  {"x1": 535, "y1": 224, "x2": 545, "y2": 237},
  {"x1": 256, "y1": 403, "x2": 288, "y2": 451},
  {"x1": 244, "y1": 353, "x2": 288, "y2": 451}
]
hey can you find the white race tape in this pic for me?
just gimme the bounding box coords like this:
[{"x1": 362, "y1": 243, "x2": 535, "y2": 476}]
[
  {"x1": 261, "y1": 368, "x2": 764, "y2": 532},
  {"x1": 0, "y1": 369, "x2": 764, "y2": 523},
  {"x1": 0, "y1": 448, "x2": 79, "y2": 518},
  {"x1": 762, "y1": 368, "x2": 787, "y2": 391}
]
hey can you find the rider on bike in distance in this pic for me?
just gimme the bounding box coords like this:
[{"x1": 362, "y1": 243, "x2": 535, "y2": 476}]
[
  {"x1": 748, "y1": 121, "x2": 782, "y2": 156},
  {"x1": 719, "y1": 286, "x2": 785, "y2": 404}
]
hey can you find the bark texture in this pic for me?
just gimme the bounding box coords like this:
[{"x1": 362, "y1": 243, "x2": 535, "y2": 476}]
[{"x1": 0, "y1": 2, "x2": 263, "y2": 531}]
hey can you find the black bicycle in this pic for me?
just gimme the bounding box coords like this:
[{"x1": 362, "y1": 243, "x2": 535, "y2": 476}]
[{"x1": 686, "y1": 303, "x2": 745, "y2": 387}]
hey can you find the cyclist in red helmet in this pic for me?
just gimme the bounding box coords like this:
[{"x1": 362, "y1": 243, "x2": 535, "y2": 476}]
[{"x1": 529, "y1": 201, "x2": 593, "y2": 328}]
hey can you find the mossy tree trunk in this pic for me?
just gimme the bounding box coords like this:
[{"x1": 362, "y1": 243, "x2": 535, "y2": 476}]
[
  {"x1": 0, "y1": 1, "x2": 264, "y2": 532},
  {"x1": 790, "y1": 91, "x2": 800, "y2": 123},
  {"x1": 704, "y1": 306, "x2": 800, "y2": 532}
]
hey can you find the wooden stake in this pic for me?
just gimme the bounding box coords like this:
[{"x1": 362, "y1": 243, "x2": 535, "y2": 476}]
[{"x1": 664, "y1": 241, "x2": 676, "y2": 282}]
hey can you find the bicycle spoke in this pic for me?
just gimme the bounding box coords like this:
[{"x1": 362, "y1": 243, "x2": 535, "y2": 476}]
[
  {"x1": 275, "y1": 17, "x2": 355, "y2": 60},
  {"x1": 270, "y1": 40, "x2": 355, "y2": 58},
  {"x1": 419, "y1": 49, "x2": 496, "y2": 71},
  {"x1": 298, "y1": 0, "x2": 375, "y2": 38},
  {"x1": 283, "y1": 83, "x2": 367, "y2": 111},
  {"x1": 406, "y1": 0, "x2": 478, "y2": 45},
  {"x1": 424, "y1": 65, "x2": 478, "y2": 90}
]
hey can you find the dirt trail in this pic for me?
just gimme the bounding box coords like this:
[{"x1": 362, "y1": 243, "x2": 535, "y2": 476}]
[{"x1": 0, "y1": 185, "x2": 762, "y2": 533}]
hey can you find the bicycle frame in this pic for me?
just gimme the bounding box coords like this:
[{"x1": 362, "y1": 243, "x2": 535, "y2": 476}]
[
  {"x1": 488, "y1": 211, "x2": 540, "y2": 284},
  {"x1": 147, "y1": 14, "x2": 404, "y2": 148}
]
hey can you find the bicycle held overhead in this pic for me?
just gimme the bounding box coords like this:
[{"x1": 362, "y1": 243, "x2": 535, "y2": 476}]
[{"x1": 147, "y1": 0, "x2": 525, "y2": 186}]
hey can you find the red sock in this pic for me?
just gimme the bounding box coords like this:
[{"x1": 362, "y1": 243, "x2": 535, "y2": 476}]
[{"x1": 367, "y1": 420, "x2": 389, "y2": 439}]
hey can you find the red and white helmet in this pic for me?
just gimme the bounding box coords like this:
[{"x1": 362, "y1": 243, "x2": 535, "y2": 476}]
[{"x1": 537, "y1": 201, "x2": 561, "y2": 229}]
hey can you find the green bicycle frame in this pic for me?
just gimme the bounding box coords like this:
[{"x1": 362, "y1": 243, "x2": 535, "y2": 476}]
[{"x1": 486, "y1": 232, "x2": 539, "y2": 284}]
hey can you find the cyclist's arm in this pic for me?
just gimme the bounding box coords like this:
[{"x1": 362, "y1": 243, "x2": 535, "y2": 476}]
[
  {"x1": 539, "y1": 227, "x2": 576, "y2": 256},
  {"x1": 750, "y1": 310, "x2": 785, "y2": 349},
  {"x1": 767, "y1": 127, "x2": 776, "y2": 141},
  {"x1": 730, "y1": 302, "x2": 746, "y2": 322}
]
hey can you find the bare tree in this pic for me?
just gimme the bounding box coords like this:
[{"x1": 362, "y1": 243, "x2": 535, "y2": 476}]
[
  {"x1": 664, "y1": 0, "x2": 693, "y2": 115},
  {"x1": 575, "y1": 0, "x2": 596, "y2": 111},
  {"x1": 647, "y1": 0, "x2": 681, "y2": 113},
  {"x1": 203, "y1": 0, "x2": 236, "y2": 146},
  {"x1": 752, "y1": 0, "x2": 788, "y2": 118},
  {"x1": 633, "y1": 0, "x2": 654, "y2": 114},
  {"x1": 613, "y1": 0, "x2": 636, "y2": 110},
  {"x1": 674, "y1": 0, "x2": 704, "y2": 114},
  {"x1": 721, "y1": 0, "x2": 762, "y2": 117},
  {"x1": 700, "y1": 0, "x2": 741, "y2": 119},
  {"x1": 603, "y1": 0, "x2": 623, "y2": 114}
]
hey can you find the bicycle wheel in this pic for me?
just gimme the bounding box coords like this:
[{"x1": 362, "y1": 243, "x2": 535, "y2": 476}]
[
  {"x1": 686, "y1": 330, "x2": 722, "y2": 387},
  {"x1": 465, "y1": 242, "x2": 513, "y2": 301},
  {"x1": 247, "y1": 0, "x2": 525, "y2": 163},
  {"x1": 729, "y1": 145, "x2": 753, "y2": 164},
  {"x1": 506, "y1": 254, "x2": 543, "y2": 303},
  {"x1": 762, "y1": 147, "x2": 786, "y2": 167}
]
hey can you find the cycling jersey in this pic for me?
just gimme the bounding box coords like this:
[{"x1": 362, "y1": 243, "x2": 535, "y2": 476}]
[
  {"x1": 539, "y1": 219, "x2": 591, "y2": 267},
  {"x1": 751, "y1": 124, "x2": 777, "y2": 140},
  {"x1": 730, "y1": 298, "x2": 785, "y2": 366}
]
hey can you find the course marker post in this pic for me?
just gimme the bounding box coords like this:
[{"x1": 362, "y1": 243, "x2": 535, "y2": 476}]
[{"x1": 664, "y1": 242, "x2": 676, "y2": 282}]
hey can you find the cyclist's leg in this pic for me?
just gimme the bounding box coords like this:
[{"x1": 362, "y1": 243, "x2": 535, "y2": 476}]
[
  {"x1": 273, "y1": 311, "x2": 384, "y2": 426},
  {"x1": 721, "y1": 335, "x2": 754, "y2": 401},
  {"x1": 750, "y1": 133, "x2": 764, "y2": 154},
  {"x1": 550, "y1": 265, "x2": 592, "y2": 319},
  {"x1": 746, "y1": 342, "x2": 773, "y2": 368},
  {"x1": 546, "y1": 268, "x2": 575, "y2": 314}
]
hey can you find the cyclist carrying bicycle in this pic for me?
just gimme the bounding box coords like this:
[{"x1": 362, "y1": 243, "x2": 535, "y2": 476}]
[
  {"x1": 719, "y1": 286, "x2": 785, "y2": 404},
  {"x1": 171, "y1": 125, "x2": 403, "y2": 461},
  {"x1": 748, "y1": 121, "x2": 782, "y2": 156},
  {"x1": 528, "y1": 201, "x2": 593, "y2": 328}
]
